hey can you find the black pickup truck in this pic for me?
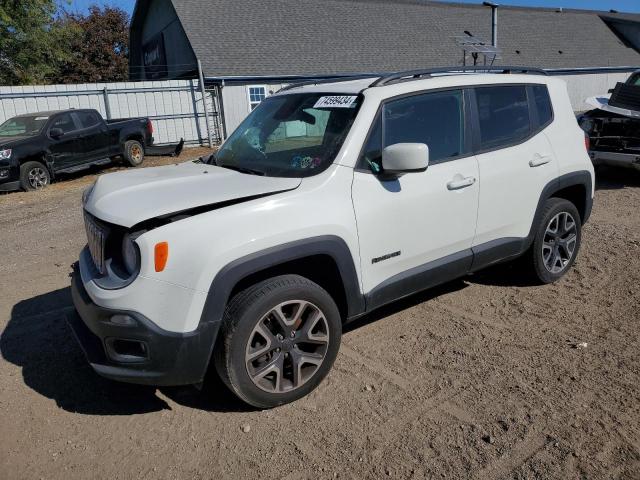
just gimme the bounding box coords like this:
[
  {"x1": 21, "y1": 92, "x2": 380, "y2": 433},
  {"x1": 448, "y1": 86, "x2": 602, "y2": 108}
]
[{"x1": 0, "y1": 109, "x2": 183, "y2": 191}]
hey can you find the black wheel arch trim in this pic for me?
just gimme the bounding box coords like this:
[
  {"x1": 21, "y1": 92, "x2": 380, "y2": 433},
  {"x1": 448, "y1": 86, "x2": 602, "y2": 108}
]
[
  {"x1": 528, "y1": 170, "x2": 593, "y2": 240},
  {"x1": 197, "y1": 236, "x2": 364, "y2": 379},
  {"x1": 199, "y1": 235, "x2": 365, "y2": 327}
]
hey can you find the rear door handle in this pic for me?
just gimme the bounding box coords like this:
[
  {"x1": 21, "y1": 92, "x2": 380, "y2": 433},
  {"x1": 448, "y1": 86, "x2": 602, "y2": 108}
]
[
  {"x1": 447, "y1": 176, "x2": 476, "y2": 190},
  {"x1": 529, "y1": 153, "x2": 552, "y2": 167}
]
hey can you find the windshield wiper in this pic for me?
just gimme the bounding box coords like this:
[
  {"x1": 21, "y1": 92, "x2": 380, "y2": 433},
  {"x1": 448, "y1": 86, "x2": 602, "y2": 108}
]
[{"x1": 219, "y1": 164, "x2": 266, "y2": 176}]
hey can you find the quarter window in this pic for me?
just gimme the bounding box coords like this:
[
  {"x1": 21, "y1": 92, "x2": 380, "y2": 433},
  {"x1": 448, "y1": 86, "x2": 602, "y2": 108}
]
[
  {"x1": 359, "y1": 114, "x2": 382, "y2": 172},
  {"x1": 475, "y1": 86, "x2": 531, "y2": 150},
  {"x1": 248, "y1": 86, "x2": 267, "y2": 111},
  {"x1": 532, "y1": 85, "x2": 553, "y2": 128}
]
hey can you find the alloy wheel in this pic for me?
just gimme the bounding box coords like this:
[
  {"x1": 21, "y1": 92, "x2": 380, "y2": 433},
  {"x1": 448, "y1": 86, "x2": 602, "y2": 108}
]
[
  {"x1": 28, "y1": 167, "x2": 48, "y2": 189},
  {"x1": 542, "y1": 211, "x2": 577, "y2": 274},
  {"x1": 245, "y1": 300, "x2": 330, "y2": 393}
]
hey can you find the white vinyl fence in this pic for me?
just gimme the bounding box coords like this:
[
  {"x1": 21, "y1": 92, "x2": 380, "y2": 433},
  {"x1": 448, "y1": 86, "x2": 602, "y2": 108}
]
[{"x1": 0, "y1": 80, "x2": 223, "y2": 146}]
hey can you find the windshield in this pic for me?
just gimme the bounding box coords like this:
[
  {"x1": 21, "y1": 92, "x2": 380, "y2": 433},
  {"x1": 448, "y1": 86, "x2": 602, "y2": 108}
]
[
  {"x1": 0, "y1": 115, "x2": 49, "y2": 137},
  {"x1": 215, "y1": 93, "x2": 361, "y2": 177}
]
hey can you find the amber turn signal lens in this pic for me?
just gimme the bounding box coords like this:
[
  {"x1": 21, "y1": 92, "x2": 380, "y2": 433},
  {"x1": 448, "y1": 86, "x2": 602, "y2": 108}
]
[{"x1": 154, "y1": 242, "x2": 169, "y2": 272}]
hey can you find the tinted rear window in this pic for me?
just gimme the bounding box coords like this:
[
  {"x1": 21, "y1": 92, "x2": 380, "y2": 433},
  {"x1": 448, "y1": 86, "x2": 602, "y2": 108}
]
[
  {"x1": 76, "y1": 111, "x2": 101, "y2": 129},
  {"x1": 475, "y1": 85, "x2": 531, "y2": 150}
]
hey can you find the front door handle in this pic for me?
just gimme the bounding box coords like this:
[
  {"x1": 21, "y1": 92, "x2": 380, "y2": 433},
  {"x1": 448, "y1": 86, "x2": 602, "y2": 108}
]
[
  {"x1": 447, "y1": 176, "x2": 476, "y2": 190},
  {"x1": 529, "y1": 153, "x2": 552, "y2": 167}
]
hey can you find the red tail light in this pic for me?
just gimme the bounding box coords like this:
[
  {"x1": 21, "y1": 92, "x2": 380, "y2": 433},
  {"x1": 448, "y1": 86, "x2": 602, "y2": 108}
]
[
  {"x1": 146, "y1": 120, "x2": 153, "y2": 135},
  {"x1": 584, "y1": 133, "x2": 590, "y2": 151}
]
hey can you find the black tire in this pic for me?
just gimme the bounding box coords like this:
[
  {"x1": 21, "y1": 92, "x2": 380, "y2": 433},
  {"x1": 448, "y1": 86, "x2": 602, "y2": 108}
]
[
  {"x1": 214, "y1": 274, "x2": 342, "y2": 408},
  {"x1": 19, "y1": 161, "x2": 50, "y2": 191},
  {"x1": 123, "y1": 140, "x2": 144, "y2": 166},
  {"x1": 528, "y1": 197, "x2": 582, "y2": 284}
]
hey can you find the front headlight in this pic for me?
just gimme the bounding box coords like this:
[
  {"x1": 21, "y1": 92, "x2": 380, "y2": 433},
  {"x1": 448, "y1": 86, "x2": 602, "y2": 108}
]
[
  {"x1": 122, "y1": 233, "x2": 141, "y2": 276},
  {"x1": 0, "y1": 149, "x2": 12, "y2": 160}
]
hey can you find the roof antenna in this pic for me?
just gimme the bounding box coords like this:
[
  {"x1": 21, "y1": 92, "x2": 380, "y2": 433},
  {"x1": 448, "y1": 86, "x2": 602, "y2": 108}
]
[{"x1": 454, "y1": 30, "x2": 501, "y2": 67}]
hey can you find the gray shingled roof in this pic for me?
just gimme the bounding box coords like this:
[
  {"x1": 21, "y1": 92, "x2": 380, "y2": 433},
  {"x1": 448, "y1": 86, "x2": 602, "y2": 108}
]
[{"x1": 169, "y1": 0, "x2": 640, "y2": 78}]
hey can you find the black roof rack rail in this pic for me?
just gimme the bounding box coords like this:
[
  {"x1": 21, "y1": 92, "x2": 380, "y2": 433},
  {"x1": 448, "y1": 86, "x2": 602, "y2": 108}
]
[
  {"x1": 370, "y1": 66, "x2": 548, "y2": 87},
  {"x1": 277, "y1": 74, "x2": 380, "y2": 93}
]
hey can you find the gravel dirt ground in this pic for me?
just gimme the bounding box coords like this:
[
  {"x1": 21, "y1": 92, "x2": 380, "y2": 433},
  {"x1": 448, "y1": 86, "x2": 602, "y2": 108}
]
[{"x1": 0, "y1": 154, "x2": 639, "y2": 480}]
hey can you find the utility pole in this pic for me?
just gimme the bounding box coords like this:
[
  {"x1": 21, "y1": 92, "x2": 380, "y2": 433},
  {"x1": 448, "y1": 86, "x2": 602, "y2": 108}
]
[{"x1": 197, "y1": 59, "x2": 213, "y2": 148}]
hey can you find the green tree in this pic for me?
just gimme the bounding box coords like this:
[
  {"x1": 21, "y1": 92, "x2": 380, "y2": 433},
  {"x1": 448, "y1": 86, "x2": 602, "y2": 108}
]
[
  {"x1": 0, "y1": 0, "x2": 74, "y2": 85},
  {"x1": 57, "y1": 6, "x2": 129, "y2": 84}
]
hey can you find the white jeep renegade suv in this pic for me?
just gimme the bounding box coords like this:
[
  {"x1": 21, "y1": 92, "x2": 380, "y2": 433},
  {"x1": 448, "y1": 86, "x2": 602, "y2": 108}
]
[{"x1": 70, "y1": 68, "x2": 594, "y2": 408}]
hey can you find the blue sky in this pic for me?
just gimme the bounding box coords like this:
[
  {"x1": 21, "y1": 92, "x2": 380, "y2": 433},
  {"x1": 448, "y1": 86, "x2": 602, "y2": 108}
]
[
  {"x1": 61, "y1": 0, "x2": 640, "y2": 15},
  {"x1": 61, "y1": 0, "x2": 136, "y2": 15},
  {"x1": 435, "y1": 0, "x2": 640, "y2": 12}
]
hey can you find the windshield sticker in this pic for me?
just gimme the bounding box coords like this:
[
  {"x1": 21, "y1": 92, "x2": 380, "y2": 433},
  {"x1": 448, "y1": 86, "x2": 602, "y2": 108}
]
[
  {"x1": 291, "y1": 155, "x2": 323, "y2": 169},
  {"x1": 313, "y1": 96, "x2": 358, "y2": 109},
  {"x1": 35, "y1": 117, "x2": 49, "y2": 121}
]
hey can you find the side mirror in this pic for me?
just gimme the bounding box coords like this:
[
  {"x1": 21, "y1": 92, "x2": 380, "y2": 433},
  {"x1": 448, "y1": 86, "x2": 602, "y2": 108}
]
[
  {"x1": 381, "y1": 143, "x2": 429, "y2": 175},
  {"x1": 49, "y1": 128, "x2": 64, "y2": 139},
  {"x1": 607, "y1": 88, "x2": 614, "y2": 94}
]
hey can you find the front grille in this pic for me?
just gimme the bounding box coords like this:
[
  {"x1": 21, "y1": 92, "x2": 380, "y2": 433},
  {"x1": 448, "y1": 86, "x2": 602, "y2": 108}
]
[{"x1": 83, "y1": 212, "x2": 107, "y2": 275}]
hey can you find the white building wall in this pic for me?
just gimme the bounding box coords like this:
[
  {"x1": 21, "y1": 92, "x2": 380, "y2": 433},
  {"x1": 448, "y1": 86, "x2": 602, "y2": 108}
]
[
  {"x1": 221, "y1": 83, "x2": 287, "y2": 135},
  {"x1": 556, "y1": 72, "x2": 632, "y2": 111}
]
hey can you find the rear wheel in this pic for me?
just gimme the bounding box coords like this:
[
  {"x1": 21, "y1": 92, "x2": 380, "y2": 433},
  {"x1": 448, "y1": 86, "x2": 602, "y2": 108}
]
[
  {"x1": 124, "y1": 140, "x2": 144, "y2": 167},
  {"x1": 20, "y1": 161, "x2": 50, "y2": 191},
  {"x1": 528, "y1": 198, "x2": 582, "y2": 284},
  {"x1": 214, "y1": 275, "x2": 341, "y2": 408}
]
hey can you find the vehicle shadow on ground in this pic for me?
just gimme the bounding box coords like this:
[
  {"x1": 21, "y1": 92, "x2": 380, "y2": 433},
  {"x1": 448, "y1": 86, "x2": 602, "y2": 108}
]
[
  {"x1": 2, "y1": 269, "x2": 534, "y2": 415},
  {"x1": 595, "y1": 166, "x2": 640, "y2": 191},
  {"x1": 1, "y1": 287, "x2": 250, "y2": 415}
]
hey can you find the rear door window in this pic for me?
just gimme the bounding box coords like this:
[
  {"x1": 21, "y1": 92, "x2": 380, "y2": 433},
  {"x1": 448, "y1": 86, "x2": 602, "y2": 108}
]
[
  {"x1": 475, "y1": 85, "x2": 531, "y2": 150},
  {"x1": 50, "y1": 113, "x2": 78, "y2": 134},
  {"x1": 75, "y1": 111, "x2": 101, "y2": 129}
]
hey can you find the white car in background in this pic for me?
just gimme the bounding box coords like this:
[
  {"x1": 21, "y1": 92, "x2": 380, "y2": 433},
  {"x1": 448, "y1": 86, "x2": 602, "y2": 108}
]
[{"x1": 69, "y1": 67, "x2": 595, "y2": 408}]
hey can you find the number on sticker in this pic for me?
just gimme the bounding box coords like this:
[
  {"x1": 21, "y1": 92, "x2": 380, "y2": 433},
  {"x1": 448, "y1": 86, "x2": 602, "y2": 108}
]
[{"x1": 313, "y1": 96, "x2": 358, "y2": 109}]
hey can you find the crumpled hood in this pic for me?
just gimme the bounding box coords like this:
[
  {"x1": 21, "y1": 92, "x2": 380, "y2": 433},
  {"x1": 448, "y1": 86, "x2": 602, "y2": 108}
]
[
  {"x1": 84, "y1": 161, "x2": 301, "y2": 228},
  {"x1": 586, "y1": 94, "x2": 640, "y2": 119}
]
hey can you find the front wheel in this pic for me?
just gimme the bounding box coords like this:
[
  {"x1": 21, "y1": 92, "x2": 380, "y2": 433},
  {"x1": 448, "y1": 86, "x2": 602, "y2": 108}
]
[
  {"x1": 214, "y1": 275, "x2": 342, "y2": 408},
  {"x1": 20, "y1": 161, "x2": 50, "y2": 191},
  {"x1": 529, "y1": 198, "x2": 582, "y2": 284}
]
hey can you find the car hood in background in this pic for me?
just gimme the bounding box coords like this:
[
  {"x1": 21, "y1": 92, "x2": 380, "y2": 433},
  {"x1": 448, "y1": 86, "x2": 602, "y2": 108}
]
[
  {"x1": 85, "y1": 161, "x2": 301, "y2": 228},
  {"x1": 586, "y1": 94, "x2": 640, "y2": 119},
  {"x1": 0, "y1": 135, "x2": 33, "y2": 146}
]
